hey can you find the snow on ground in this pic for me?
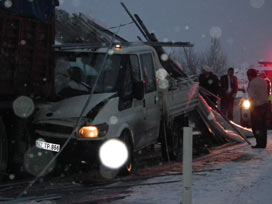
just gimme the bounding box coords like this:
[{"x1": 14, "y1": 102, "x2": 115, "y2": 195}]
[{"x1": 110, "y1": 131, "x2": 272, "y2": 204}]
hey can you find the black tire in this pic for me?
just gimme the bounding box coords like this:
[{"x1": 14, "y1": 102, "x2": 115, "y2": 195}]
[
  {"x1": 168, "y1": 122, "x2": 183, "y2": 161},
  {"x1": 160, "y1": 120, "x2": 169, "y2": 161},
  {"x1": 240, "y1": 108, "x2": 251, "y2": 128},
  {"x1": 119, "y1": 130, "x2": 134, "y2": 176},
  {"x1": 160, "y1": 118, "x2": 186, "y2": 162},
  {"x1": 240, "y1": 112, "x2": 250, "y2": 128},
  {"x1": 23, "y1": 147, "x2": 56, "y2": 177},
  {"x1": 240, "y1": 119, "x2": 249, "y2": 128},
  {"x1": 0, "y1": 118, "x2": 8, "y2": 181}
]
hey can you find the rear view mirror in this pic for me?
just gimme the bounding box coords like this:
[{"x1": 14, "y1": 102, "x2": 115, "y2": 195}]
[{"x1": 133, "y1": 81, "x2": 144, "y2": 100}]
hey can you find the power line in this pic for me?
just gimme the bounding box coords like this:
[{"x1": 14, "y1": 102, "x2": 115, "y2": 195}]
[{"x1": 108, "y1": 21, "x2": 133, "y2": 30}]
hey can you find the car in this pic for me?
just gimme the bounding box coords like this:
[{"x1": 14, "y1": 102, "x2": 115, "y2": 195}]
[
  {"x1": 240, "y1": 67, "x2": 272, "y2": 129},
  {"x1": 240, "y1": 96, "x2": 252, "y2": 128}
]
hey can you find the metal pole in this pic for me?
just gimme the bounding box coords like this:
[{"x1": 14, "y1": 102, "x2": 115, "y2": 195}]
[
  {"x1": 120, "y1": 2, "x2": 149, "y2": 41},
  {"x1": 183, "y1": 127, "x2": 192, "y2": 204}
]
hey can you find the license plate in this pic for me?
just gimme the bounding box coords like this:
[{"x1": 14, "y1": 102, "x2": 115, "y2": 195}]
[{"x1": 35, "y1": 140, "x2": 60, "y2": 152}]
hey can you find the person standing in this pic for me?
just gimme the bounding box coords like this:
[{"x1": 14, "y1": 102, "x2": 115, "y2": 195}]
[
  {"x1": 198, "y1": 65, "x2": 219, "y2": 105},
  {"x1": 219, "y1": 67, "x2": 238, "y2": 120},
  {"x1": 247, "y1": 68, "x2": 268, "y2": 148}
]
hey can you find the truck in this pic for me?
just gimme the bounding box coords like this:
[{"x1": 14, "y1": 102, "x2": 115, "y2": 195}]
[{"x1": 0, "y1": 0, "x2": 59, "y2": 180}]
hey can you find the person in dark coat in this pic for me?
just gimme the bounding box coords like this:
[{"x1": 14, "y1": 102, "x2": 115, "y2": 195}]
[
  {"x1": 198, "y1": 65, "x2": 219, "y2": 105},
  {"x1": 219, "y1": 67, "x2": 238, "y2": 120},
  {"x1": 247, "y1": 68, "x2": 268, "y2": 148}
]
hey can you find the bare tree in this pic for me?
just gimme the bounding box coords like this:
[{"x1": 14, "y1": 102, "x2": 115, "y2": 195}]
[
  {"x1": 169, "y1": 37, "x2": 228, "y2": 77},
  {"x1": 169, "y1": 47, "x2": 200, "y2": 75},
  {"x1": 203, "y1": 37, "x2": 228, "y2": 76},
  {"x1": 183, "y1": 47, "x2": 202, "y2": 75}
]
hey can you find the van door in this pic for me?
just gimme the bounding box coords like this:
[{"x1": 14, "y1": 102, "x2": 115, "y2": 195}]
[
  {"x1": 117, "y1": 54, "x2": 145, "y2": 149},
  {"x1": 140, "y1": 53, "x2": 161, "y2": 145}
]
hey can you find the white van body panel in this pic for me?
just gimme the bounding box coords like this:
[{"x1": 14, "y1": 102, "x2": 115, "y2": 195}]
[{"x1": 35, "y1": 93, "x2": 116, "y2": 119}]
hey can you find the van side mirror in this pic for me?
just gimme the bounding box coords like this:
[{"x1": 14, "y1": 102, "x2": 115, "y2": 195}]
[{"x1": 133, "y1": 81, "x2": 144, "y2": 100}]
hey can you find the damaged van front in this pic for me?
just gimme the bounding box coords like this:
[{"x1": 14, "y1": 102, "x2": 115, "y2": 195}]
[{"x1": 32, "y1": 45, "x2": 160, "y2": 174}]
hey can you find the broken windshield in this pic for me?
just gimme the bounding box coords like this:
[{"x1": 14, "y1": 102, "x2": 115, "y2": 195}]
[{"x1": 55, "y1": 52, "x2": 122, "y2": 97}]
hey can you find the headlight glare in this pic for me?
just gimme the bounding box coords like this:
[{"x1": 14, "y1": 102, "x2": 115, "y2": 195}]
[{"x1": 242, "y1": 99, "x2": 251, "y2": 110}]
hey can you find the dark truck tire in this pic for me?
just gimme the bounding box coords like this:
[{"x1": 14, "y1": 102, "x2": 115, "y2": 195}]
[{"x1": 0, "y1": 117, "x2": 8, "y2": 181}]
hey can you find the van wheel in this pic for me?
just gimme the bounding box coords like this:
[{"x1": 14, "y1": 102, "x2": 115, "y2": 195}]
[
  {"x1": 119, "y1": 130, "x2": 134, "y2": 176},
  {"x1": 0, "y1": 118, "x2": 8, "y2": 181},
  {"x1": 169, "y1": 122, "x2": 183, "y2": 161},
  {"x1": 160, "y1": 119, "x2": 170, "y2": 161}
]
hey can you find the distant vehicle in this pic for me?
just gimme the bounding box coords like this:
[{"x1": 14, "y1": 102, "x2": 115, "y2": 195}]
[
  {"x1": 258, "y1": 61, "x2": 272, "y2": 82},
  {"x1": 240, "y1": 61, "x2": 272, "y2": 128}
]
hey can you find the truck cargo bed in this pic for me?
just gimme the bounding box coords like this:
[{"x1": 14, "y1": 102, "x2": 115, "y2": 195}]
[{"x1": 160, "y1": 78, "x2": 199, "y2": 121}]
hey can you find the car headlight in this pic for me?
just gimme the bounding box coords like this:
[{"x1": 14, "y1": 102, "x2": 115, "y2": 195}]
[
  {"x1": 78, "y1": 123, "x2": 109, "y2": 139},
  {"x1": 242, "y1": 99, "x2": 251, "y2": 110}
]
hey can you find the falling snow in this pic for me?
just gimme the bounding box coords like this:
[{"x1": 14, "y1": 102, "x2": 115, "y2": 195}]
[
  {"x1": 156, "y1": 68, "x2": 168, "y2": 79},
  {"x1": 109, "y1": 116, "x2": 119, "y2": 125},
  {"x1": 158, "y1": 79, "x2": 169, "y2": 89},
  {"x1": 209, "y1": 26, "x2": 222, "y2": 39},
  {"x1": 160, "y1": 53, "x2": 169, "y2": 61},
  {"x1": 12, "y1": 96, "x2": 35, "y2": 118},
  {"x1": 108, "y1": 49, "x2": 114, "y2": 55},
  {"x1": 208, "y1": 79, "x2": 214, "y2": 84},
  {"x1": 250, "y1": 0, "x2": 265, "y2": 8},
  {"x1": 4, "y1": 0, "x2": 12, "y2": 8}
]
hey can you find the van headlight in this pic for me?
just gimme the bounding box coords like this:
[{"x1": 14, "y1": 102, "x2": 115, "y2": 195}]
[
  {"x1": 242, "y1": 99, "x2": 251, "y2": 110},
  {"x1": 78, "y1": 123, "x2": 108, "y2": 139}
]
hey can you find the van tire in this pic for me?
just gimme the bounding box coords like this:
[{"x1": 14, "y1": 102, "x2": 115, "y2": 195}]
[
  {"x1": 161, "y1": 117, "x2": 187, "y2": 162},
  {"x1": 169, "y1": 121, "x2": 183, "y2": 161},
  {"x1": 119, "y1": 130, "x2": 134, "y2": 176},
  {"x1": 0, "y1": 117, "x2": 8, "y2": 181},
  {"x1": 160, "y1": 119, "x2": 170, "y2": 161}
]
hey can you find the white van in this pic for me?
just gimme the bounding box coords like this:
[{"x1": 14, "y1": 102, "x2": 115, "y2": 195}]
[{"x1": 33, "y1": 43, "x2": 192, "y2": 175}]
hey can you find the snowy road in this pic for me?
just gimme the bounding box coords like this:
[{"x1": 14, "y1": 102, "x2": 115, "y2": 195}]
[
  {"x1": 108, "y1": 132, "x2": 272, "y2": 204},
  {"x1": 2, "y1": 132, "x2": 272, "y2": 204}
]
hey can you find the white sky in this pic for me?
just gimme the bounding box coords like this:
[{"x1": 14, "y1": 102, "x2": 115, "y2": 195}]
[{"x1": 59, "y1": 0, "x2": 272, "y2": 69}]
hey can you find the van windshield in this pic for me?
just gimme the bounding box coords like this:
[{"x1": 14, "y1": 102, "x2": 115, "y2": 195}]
[{"x1": 55, "y1": 52, "x2": 122, "y2": 97}]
